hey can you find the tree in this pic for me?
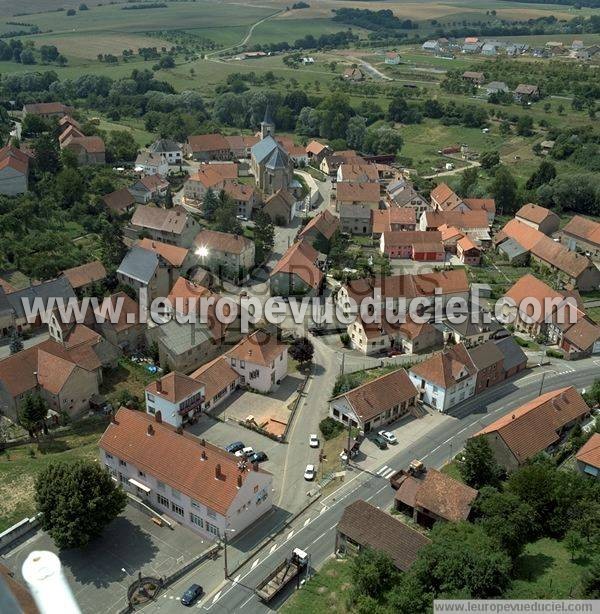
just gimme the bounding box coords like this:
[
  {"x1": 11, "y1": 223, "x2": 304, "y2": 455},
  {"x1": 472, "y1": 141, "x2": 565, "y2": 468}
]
[
  {"x1": 459, "y1": 436, "x2": 503, "y2": 489},
  {"x1": 564, "y1": 529, "x2": 585, "y2": 561},
  {"x1": 55, "y1": 168, "x2": 85, "y2": 207},
  {"x1": 580, "y1": 556, "x2": 600, "y2": 598},
  {"x1": 459, "y1": 166, "x2": 478, "y2": 196},
  {"x1": 345, "y1": 115, "x2": 367, "y2": 151},
  {"x1": 106, "y1": 130, "x2": 137, "y2": 162},
  {"x1": 516, "y1": 115, "x2": 534, "y2": 136},
  {"x1": 100, "y1": 219, "x2": 126, "y2": 269},
  {"x1": 202, "y1": 188, "x2": 219, "y2": 221},
  {"x1": 411, "y1": 522, "x2": 512, "y2": 598},
  {"x1": 489, "y1": 165, "x2": 517, "y2": 215},
  {"x1": 349, "y1": 547, "x2": 401, "y2": 603},
  {"x1": 35, "y1": 460, "x2": 127, "y2": 549},
  {"x1": 253, "y1": 211, "x2": 275, "y2": 263},
  {"x1": 289, "y1": 337, "x2": 314, "y2": 365},
  {"x1": 525, "y1": 160, "x2": 556, "y2": 191},
  {"x1": 18, "y1": 394, "x2": 49, "y2": 437},
  {"x1": 479, "y1": 150, "x2": 500, "y2": 170},
  {"x1": 214, "y1": 191, "x2": 242, "y2": 235},
  {"x1": 66, "y1": 8, "x2": 76, "y2": 16},
  {"x1": 9, "y1": 330, "x2": 23, "y2": 354},
  {"x1": 473, "y1": 486, "x2": 536, "y2": 559},
  {"x1": 32, "y1": 133, "x2": 60, "y2": 174}
]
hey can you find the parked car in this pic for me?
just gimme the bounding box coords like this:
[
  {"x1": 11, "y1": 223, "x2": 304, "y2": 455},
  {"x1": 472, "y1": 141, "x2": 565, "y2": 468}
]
[
  {"x1": 225, "y1": 441, "x2": 245, "y2": 454},
  {"x1": 248, "y1": 451, "x2": 268, "y2": 464},
  {"x1": 181, "y1": 584, "x2": 204, "y2": 606},
  {"x1": 378, "y1": 430, "x2": 397, "y2": 445},
  {"x1": 309, "y1": 434, "x2": 319, "y2": 448},
  {"x1": 304, "y1": 464, "x2": 316, "y2": 480},
  {"x1": 235, "y1": 446, "x2": 254, "y2": 458},
  {"x1": 372, "y1": 434, "x2": 388, "y2": 450}
]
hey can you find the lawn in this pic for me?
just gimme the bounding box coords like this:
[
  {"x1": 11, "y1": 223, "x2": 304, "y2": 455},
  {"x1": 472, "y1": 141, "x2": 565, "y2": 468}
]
[
  {"x1": 332, "y1": 365, "x2": 405, "y2": 397},
  {"x1": 0, "y1": 416, "x2": 108, "y2": 532},
  {"x1": 507, "y1": 537, "x2": 594, "y2": 599},
  {"x1": 585, "y1": 306, "x2": 600, "y2": 324},
  {"x1": 440, "y1": 459, "x2": 464, "y2": 483},
  {"x1": 100, "y1": 358, "x2": 160, "y2": 409},
  {"x1": 281, "y1": 557, "x2": 352, "y2": 614}
]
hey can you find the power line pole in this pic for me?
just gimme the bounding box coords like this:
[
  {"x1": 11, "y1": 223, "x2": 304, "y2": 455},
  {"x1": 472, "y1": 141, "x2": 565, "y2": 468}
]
[{"x1": 538, "y1": 371, "x2": 546, "y2": 397}]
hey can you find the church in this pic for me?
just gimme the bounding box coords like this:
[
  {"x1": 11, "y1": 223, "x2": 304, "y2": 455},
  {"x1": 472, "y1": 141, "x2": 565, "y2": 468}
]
[{"x1": 250, "y1": 105, "x2": 294, "y2": 196}]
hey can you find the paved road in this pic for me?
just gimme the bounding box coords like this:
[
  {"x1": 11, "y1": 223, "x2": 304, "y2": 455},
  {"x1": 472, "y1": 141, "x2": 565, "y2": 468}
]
[
  {"x1": 347, "y1": 55, "x2": 392, "y2": 81},
  {"x1": 137, "y1": 357, "x2": 600, "y2": 613},
  {"x1": 0, "y1": 330, "x2": 49, "y2": 360}
]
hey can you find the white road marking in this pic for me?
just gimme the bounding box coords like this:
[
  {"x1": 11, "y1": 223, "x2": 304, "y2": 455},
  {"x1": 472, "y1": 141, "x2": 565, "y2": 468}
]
[
  {"x1": 304, "y1": 517, "x2": 311, "y2": 527},
  {"x1": 382, "y1": 468, "x2": 396, "y2": 479},
  {"x1": 286, "y1": 530, "x2": 295, "y2": 541},
  {"x1": 376, "y1": 465, "x2": 389, "y2": 475},
  {"x1": 233, "y1": 575, "x2": 241, "y2": 584},
  {"x1": 251, "y1": 558, "x2": 260, "y2": 570},
  {"x1": 269, "y1": 544, "x2": 277, "y2": 555},
  {"x1": 240, "y1": 594, "x2": 254, "y2": 608},
  {"x1": 212, "y1": 592, "x2": 221, "y2": 605},
  {"x1": 319, "y1": 505, "x2": 328, "y2": 514}
]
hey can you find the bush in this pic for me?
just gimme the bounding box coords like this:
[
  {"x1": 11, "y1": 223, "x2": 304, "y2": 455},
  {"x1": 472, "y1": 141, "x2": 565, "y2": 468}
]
[
  {"x1": 546, "y1": 348, "x2": 564, "y2": 359},
  {"x1": 340, "y1": 333, "x2": 350, "y2": 347},
  {"x1": 319, "y1": 417, "x2": 344, "y2": 441}
]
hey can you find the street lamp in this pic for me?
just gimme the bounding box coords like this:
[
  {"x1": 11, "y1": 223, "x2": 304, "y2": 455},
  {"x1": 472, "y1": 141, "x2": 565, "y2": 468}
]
[{"x1": 222, "y1": 527, "x2": 236, "y2": 579}]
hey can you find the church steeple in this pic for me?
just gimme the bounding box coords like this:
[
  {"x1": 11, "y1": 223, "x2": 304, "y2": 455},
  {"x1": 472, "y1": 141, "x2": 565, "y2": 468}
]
[{"x1": 260, "y1": 102, "x2": 275, "y2": 139}]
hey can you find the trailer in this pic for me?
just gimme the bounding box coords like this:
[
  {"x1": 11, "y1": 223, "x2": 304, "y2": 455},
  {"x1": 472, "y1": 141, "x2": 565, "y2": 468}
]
[{"x1": 254, "y1": 548, "x2": 309, "y2": 602}]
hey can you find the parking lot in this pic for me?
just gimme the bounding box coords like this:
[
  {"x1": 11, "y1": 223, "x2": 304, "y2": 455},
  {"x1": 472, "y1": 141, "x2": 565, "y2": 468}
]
[{"x1": 2, "y1": 506, "x2": 211, "y2": 614}]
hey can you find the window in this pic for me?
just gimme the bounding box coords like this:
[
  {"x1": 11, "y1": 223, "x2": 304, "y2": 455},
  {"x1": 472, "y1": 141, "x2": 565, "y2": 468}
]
[
  {"x1": 171, "y1": 502, "x2": 184, "y2": 516},
  {"x1": 119, "y1": 459, "x2": 127, "y2": 467},
  {"x1": 207, "y1": 508, "x2": 217, "y2": 519},
  {"x1": 156, "y1": 480, "x2": 165, "y2": 491},
  {"x1": 190, "y1": 513, "x2": 204, "y2": 528},
  {"x1": 230, "y1": 358, "x2": 236, "y2": 367},
  {"x1": 206, "y1": 522, "x2": 220, "y2": 537},
  {"x1": 147, "y1": 393, "x2": 155, "y2": 402},
  {"x1": 240, "y1": 360, "x2": 245, "y2": 368},
  {"x1": 118, "y1": 472, "x2": 127, "y2": 485},
  {"x1": 138, "y1": 471, "x2": 145, "y2": 478},
  {"x1": 105, "y1": 453, "x2": 113, "y2": 460},
  {"x1": 157, "y1": 494, "x2": 170, "y2": 508}
]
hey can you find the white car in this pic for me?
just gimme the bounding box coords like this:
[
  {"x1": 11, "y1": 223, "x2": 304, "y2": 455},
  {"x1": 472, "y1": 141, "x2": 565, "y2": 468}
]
[
  {"x1": 304, "y1": 464, "x2": 316, "y2": 481},
  {"x1": 235, "y1": 446, "x2": 254, "y2": 458},
  {"x1": 379, "y1": 430, "x2": 397, "y2": 445},
  {"x1": 309, "y1": 434, "x2": 319, "y2": 448}
]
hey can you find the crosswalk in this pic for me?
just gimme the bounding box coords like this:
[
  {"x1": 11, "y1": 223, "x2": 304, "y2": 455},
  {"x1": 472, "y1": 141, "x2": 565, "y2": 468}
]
[{"x1": 376, "y1": 465, "x2": 397, "y2": 479}]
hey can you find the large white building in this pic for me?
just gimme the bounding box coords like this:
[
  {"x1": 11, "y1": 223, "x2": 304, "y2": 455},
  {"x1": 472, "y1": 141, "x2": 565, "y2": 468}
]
[{"x1": 100, "y1": 408, "x2": 273, "y2": 539}]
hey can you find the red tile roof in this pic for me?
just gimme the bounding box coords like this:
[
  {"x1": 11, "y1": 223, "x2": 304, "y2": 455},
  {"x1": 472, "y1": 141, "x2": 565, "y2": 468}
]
[
  {"x1": 62, "y1": 260, "x2": 107, "y2": 289},
  {"x1": 298, "y1": 210, "x2": 339, "y2": 241},
  {"x1": 562, "y1": 215, "x2": 600, "y2": 247},
  {"x1": 188, "y1": 133, "x2": 230, "y2": 153},
  {"x1": 0, "y1": 145, "x2": 29, "y2": 175},
  {"x1": 336, "y1": 181, "x2": 380, "y2": 205},
  {"x1": 131, "y1": 206, "x2": 189, "y2": 235},
  {"x1": 423, "y1": 209, "x2": 489, "y2": 230},
  {"x1": 270, "y1": 239, "x2": 323, "y2": 289},
  {"x1": 191, "y1": 356, "x2": 240, "y2": 402},
  {"x1": 515, "y1": 203, "x2": 557, "y2": 225},
  {"x1": 99, "y1": 408, "x2": 271, "y2": 516},
  {"x1": 430, "y1": 183, "x2": 463, "y2": 209},
  {"x1": 576, "y1": 433, "x2": 600, "y2": 470},
  {"x1": 146, "y1": 371, "x2": 204, "y2": 404},
  {"x1": 409, "y1": 343, "x2": 476, "y2": 389},
  {"x1": 102, "y1": 188, "x2": 135, "y2": 214},
  {"x1": 227, "y1": 330, "x2": 286, "y2": 367},
  {"x1": 137, "y1": 238, "x2": 189, "y2": 267},
  {"x1": 371, "y1": 208, "x2": 416, "y2": 234},
  {"x1": 477, "y1": 386, "x2": 590, "y2": 463},
  {"x1": 194, "y1": 229, "x2": 253, "y2": 255}
]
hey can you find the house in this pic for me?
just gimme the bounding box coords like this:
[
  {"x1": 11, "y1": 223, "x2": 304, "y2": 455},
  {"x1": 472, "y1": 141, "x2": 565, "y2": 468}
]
[
  {"x1": 93, "y1": 292, "x2": 145, "y2": 352},
  {"x1": 297, "y1": 210, "x2": 339, "y2": 249},
  {"x1": 462, "y1": 71, "x2": 484, "y2": 85},
  {"x1": 184, "y1": 166, "x2": 230, "y2": 204},
  {"x1": 409, "y1": 344, "x2": 477, "y2": 412},
  {"x1": 137, "y1": 238, "x2": 191, "y2": 287},
  {"x1": 457, "y1": 235, "x2": 482, "y2": 265},
  {"x1": 0, "y1": 339, "x2": 101, "y2": 420},
  {"x1": 560, "y1": 317, "x2": 600, "y2": 359},
  {"x1": 386, "y1": 180, "x2": 430, "y2": 215},
  {"x1": 443, "y1": 311, "x2": 506, "y2": 348},
  {"x1": 475, "y1": 387, "x2": 591, "y2": 472},
  {"x1": 224, "y1": 135, "x2": 259, "y2": 159},
  {"x1": 422, "y1": 40, "x2": 440, "y2": 53},
  {"x1": 99, "y1": 407, "x2": 273, "y2": 539},
  {"x1": 0, "y1": 145, "x2": 29, "y2": 195},
  {"x1": 514, "y1": 84, "x2": 539, "y2": 102},
  {"x1": 149, "y1": 139, "x2": 182, "y2": 165},
  {"x1": 336, "y1": 163, "x2": 379, "y2": 184},
  {"x1": 481, "y1": 43, "x2": 499, "y2": 56},
  {"x1": 102, "y1": 187, "x2": 135, "y2": 216},
  {"x1": 145, "y1": 371, "x2": 205, "y2": 428},
  {"x1": 339, "y1": 204, "x2": 372, "y2": 236},
  {"x1": 540, "y1": 140, "x2": 555, "y2": 155},
  {"x1": 61, "y1": 135, "x2": 106, "y2": 165},
  {"x1": 225, "y1": 330, "x2": 288, "y2": 393},
  {"x1": 391, "y1": 462, "x2": 478, "y2": 527},
  {"x1": 576, "y1": 434, "x2": 600, "y2": 478},
  {"x1": 380, "y1": 231, "x2": 444, "y2": 262},
  {"x1": 262, "y1": 188, "x2": 296, "y2": 225},
  {"x1": 270, "y1": 239, "x2": 323, "y2": 297},
  {"x1": 193, "y1": 229, "x2": 255, "y2": 283},
  {"x1": 347, "y1": 316, "x2": 443, "y2": 356},
  {"x1": 129, "y1": 174, "x2": 170, "y2": 204},
  {"x1": 572, "y1": 40, "x2": 585, "y2": 50},
  {"x1": 462, "y1": 41, "x2": 483, "y2": 54},
  {"x1": 336, "y1": 182, "x2": 380, "y2": 211},
  {"x1": 485, "y1": 81, "x2": 509, "y2": 95},
  {"x1": 116, "y1": 245, "x2": 170, "y2": 304},
  {"x1": 130, "y1": 205, "x2": 199, "y2": 248},
  {"x1": 560, "y1": 216, "x2": 600, "y2": 261},
  {"x1": 463, "y1": 198, "x2": 496, "y2": 225},
  {"x1": 61, "y1": 260, "x2": 107, "y2": 293},
  {"x1": 329, "y1": 368, "x2": 418, "y2": 432},
  {"x1": 22, "y1": 102, "x2": 72, "y2": 119},
  {"x1": 515, "y1": 203, "x2": 560, "y2": 235},
  {"x1": 469, "y1": 340, "x2": 506, "y2": 394},
  {"x1": 190, "y1": 356, "x2": 240, "y2": 413},
  {"x1": 577, "y1": 45, "x2": 600, "y2": 61},
  {"x1": 187, "y1": 133, "x2": 232, "y2": 162},
  {"x1": 420, "y1": 210, "x2": 490, "y2": 242},
  {"x1": 336, "y1": 500, "x2": 430, "y2": 570},
  {"x1": 430, "y1": 183, "x2": 463, "y2": 211},
  {"x1": 343, "y1": 67, "x2": 364, "y2": 81},
  {"x1": 222, "y1": 180, "x2": 260, "y2": 220},
  {"x1": 277, "y1": 136, "x2": 309, "y2": 166},
  {"x1": 494, "y1": 220, "x2": 600, "y2": 291},
  {"x1": 305, "y1": 140, "x2": 331, "y2": 166},
  {"x1": 371, "y1": 208, "x2": 416, "y2": 238},
  {"x1": 135, "y1": 151, "x2": 169, "y2": 177},
  {"x1": 320, "y1": 150, "x2": 365, "y2": 176},
  {"x1": 384, "y1": 52, "x2": 401, "y2": 65}
]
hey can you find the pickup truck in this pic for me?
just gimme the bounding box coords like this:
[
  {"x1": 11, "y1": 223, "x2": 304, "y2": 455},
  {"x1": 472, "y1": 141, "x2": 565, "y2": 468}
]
[{"x1": 254, "y1": 548, "x2": 309, "y2": 602}]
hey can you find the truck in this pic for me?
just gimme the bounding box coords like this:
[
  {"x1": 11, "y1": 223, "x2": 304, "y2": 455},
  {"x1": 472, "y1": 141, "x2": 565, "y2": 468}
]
[{"x1": 254, "y1": 548, "x2": 309, "y2": 602}]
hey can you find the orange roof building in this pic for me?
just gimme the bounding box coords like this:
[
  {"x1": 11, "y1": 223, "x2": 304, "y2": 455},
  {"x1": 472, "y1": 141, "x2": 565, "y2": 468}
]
[
  {"x1": 576, "y1": 433, "x2": 600, "y2": 478},
  {"x1": 270, "y1": 239, "x2": 324, "y2": 296}
]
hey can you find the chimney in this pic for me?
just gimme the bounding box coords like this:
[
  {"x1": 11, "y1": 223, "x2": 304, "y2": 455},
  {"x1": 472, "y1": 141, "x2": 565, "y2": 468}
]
[
  {"x1": 215, "y1": 463, "x2": 222, "y2": 480},
  {"x1": 200, "y1": 438, "x2": 206, "y2": 447},
  {"x1": 110, "y1": 411, "x2": 117, "y2": 424},
  {"x1": 252, "y1": 462, "x2": 259, "y2": 472},
  {"x1": 201, "y1": 450, "x2": 207, "y2": 461},
  {"x1": 156, "y1": 379, "x2": 163, "y2": 393},
  {"x1": 154, "y1": 410, "x2": 162, "y2": 423},
  {"x1": 176, "y1": 426, "x2": 183, "y2": 435},
  {"x1": 237, "y1": 474, "x2": 242, "y2": 488},
  {"x1": 147, "y1": 424, "x2": 154, "y2": 436}
]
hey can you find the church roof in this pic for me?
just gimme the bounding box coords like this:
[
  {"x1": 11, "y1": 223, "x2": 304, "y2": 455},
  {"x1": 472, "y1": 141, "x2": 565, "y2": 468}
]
[
  {"x1": 262, "y1": 103, "x2": 274, "y2": 126},
  {"x1": 251, "y1": 135, "x2": 280, "y2": 164},
  {"x1": 265, "y1": 146, "x2": 288, "y2": 170}
]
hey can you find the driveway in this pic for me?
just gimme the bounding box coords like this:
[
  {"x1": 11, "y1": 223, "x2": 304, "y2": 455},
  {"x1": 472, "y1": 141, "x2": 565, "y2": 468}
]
[{"x1": 2, "y1": 506, "x2": 211, "y2": 614}]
